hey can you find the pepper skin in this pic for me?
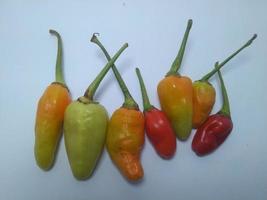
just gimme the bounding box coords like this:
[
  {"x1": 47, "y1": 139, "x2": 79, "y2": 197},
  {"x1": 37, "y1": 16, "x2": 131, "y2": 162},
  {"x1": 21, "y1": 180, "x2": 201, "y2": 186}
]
[
  {"x1": 192, "y1": 34, "x2": 257, "y2": 128},
  {"x1": 34, "y1": 30, "x2": 71, "y2": 170},
  {"x1": 192, "y1": 81, "x2": 215, "y2": 128},
  {"x1": 192, "y1": 65, "x2": 233, "y2": 156},
  {"x1": 136, "y1": 68, "x2": 176, "y2": 159},
  {"x1": 157, "y1": 19, "x2": 193, "y2": 140},
  {"x1": 107, "y1": 108, "x2": 145, "y2": 181},
  {"x1": 144, "y1": 108, "x2": 176, "y2": 158},
  {"x1": 64, "y1": 43, "x2": 128, "y2": 180},
  {"x1": 192, "y1": 114, "x2": 233, "y2": 156},
  {"x1": 91, "y1": 34, "x2": 145, "y2": 181},
  {"x1": 158, "y1": 75, "x2": 193, "y2": 140},
  {"x1": 64, "y1": 100, "x2": 108, "y2": 179}
]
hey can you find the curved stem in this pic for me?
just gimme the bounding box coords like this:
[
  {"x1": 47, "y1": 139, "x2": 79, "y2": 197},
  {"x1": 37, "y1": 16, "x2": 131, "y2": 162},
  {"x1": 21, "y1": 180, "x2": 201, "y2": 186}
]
[
  {"x1": 84, "y1": 43, "x2": 128, "y2": 101},
  {"x1": 166, "y1": 19, "x2": 193, "y2": 76},
  {"x1": 216, "y1": 62, "x2": 231, "y2": 117},
  {"x1": 49, "y1": 29, "x2": 65, "y2": 84},
  {"x1": 90, "y1": 34, "x2": 138, "y2": 109},
  {"x1": 135, "y1": 68, "x2": 153, "y2": 111},
  {"x1": 201, "y1": 34, "x2": 257, "y2": 81}
]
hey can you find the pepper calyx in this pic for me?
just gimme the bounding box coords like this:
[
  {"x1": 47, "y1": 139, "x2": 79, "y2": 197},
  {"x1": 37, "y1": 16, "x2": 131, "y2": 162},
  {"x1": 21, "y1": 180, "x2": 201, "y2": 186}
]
[
  {"x1": 78, "y1": 96, "x2": 99, "y2": 104},
  {"x1": 195, "y1": 80, "x2": 212, "y2": 86},
  {"x1": 217, "y1": 110, "x2": 231, "y2": 118},
  {"x1": 143, "y1": 105, "x2": 155, "y2": 112},
  {"x1": 165, "y1": 72, "x2": 181, "y2": 77},
  {"x1": 122, "y1": 100, "x2": 139, "y2": 110},
  {"x1": 51, "y1": 82, "x2": 70, "y2": 92}
]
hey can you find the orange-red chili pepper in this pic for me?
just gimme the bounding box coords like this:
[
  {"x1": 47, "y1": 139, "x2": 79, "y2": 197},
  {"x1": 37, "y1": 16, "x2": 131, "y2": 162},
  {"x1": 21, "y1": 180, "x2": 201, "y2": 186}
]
[
  {"x1": 157, "y1": 19, "x2": 193, "y2": 140},
  {"x1": 91, "y1": 34, "x2": 145, "y2": 181},
  {"x1": 34, "y1": 30, "x2": 71, "y2": 170},
  {"x1": 135, "y1": 68, "x2": 176, "y2": 159},
  {"x1": 192, "y1": 34, "x2": 257, "y2": 128}
]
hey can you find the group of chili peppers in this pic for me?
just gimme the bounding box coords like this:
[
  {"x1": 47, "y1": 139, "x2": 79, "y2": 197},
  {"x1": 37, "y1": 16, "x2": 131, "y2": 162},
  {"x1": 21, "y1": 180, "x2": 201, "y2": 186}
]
[{"x1": 34, "y1": 20, "x2": 257, "y2": 181}]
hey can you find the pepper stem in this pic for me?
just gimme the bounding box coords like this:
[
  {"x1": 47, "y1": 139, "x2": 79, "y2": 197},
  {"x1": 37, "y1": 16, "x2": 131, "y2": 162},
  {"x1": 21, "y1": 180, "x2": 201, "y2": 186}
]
[
  {"x1": 201, "y1": 34, "x2": 257, "y2": 81},
  {"x1": 90, "y1": 34, "x2": 138, "y2": 109},
  {"x1": 49, "y1": 30, "x2": 65, "y2": 84},
  {"x1": 216, "y1": 62, "x2": 231, "y2": 117},
  {"x1": 84, "y1": 43, "x2": 128, "y2": 101},
  {"x1": 166, "y1": 19, "x2": 193, "y2": 76},
  {"x1": 135, "y1": 68, "x2": 153, "y2": 111}
]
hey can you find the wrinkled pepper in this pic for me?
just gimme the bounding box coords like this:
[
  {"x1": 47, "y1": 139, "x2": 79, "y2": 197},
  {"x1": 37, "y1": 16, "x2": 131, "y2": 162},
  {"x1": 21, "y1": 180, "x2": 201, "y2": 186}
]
[
  {"x1": 34, "y1": 30, "x2": 71, "y2": 170},
  {"x1": 135, "y1": 68, "x2": 176, "y2": 159},
  {"x1": 63, "y1": 43, "x2": 128, "y2": 180},
  {"x1": 91, "y1": 34, "x2": 145, "y2": 181},
  {"x1": 157, "y1": 19, "x2": 193, "y2": 140},
  {"x1": 192, "y1": 63, "x2": 233, "y2": 156},
  {"x1": 192, "y1": 34, "x2": 257, "y2": 128}
]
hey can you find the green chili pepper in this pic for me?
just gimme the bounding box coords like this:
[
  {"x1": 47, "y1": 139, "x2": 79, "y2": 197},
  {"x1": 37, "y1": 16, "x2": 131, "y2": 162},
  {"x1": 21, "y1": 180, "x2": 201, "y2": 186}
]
[{"x1": 63, "y1": 43, "x2": 128, "y2": 180}]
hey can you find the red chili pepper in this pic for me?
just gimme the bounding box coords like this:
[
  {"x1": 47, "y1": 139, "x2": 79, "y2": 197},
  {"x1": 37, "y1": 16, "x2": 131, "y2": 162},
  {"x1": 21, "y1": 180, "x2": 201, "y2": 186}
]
[
  {"x1": 135, "y1": 68, "x2": 176, "y2": 159},
  {"x1": 192, "y1": 63, "x2": 233, "y2": 156}
]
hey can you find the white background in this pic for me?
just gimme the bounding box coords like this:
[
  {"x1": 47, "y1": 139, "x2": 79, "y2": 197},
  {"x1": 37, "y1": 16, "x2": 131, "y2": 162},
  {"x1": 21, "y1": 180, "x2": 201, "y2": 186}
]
[{"x1": 0, "y1": 0, "x2": 266, "y2": 199}]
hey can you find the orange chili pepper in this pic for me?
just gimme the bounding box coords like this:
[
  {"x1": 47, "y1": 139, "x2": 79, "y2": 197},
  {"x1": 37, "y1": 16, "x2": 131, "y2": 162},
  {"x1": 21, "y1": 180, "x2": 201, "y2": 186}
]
[
  {"x1": 34, "y1": 30, "x2": 71, "y2": 170},
  {"x1": 91, "y1": 34, "x2": 145, "y2": 181},
  {"x1": 157, "y1": 19, "x2": 193, "y2": 140},
  {"x1": 107, "y1": 108, "x2": 144, "y2": 181},
  {"x1": 192, "y1": 34, "x2": 257, "y2": 128}
]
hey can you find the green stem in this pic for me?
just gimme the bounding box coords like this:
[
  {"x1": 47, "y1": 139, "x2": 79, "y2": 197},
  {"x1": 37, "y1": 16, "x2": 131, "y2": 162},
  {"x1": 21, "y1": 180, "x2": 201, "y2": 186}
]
[
  {"x1": 135, "y1": 68, "x2": 153, "y2": 111},
  {"x1": 84, "y1": 43, "x2": 128, "y2": 101},
  {"x1": 216, "y1": 62, "x2": 231, "y2": 117},
  {"x1": 201, "y1": 34, "x2": 257, "y2": 81},
  {"x1": 49, "y1": 29, "x2": 65, "y2": 84},
  {"x1": 166, "y1": 19, "x2": 193, "y2": 76},
  {"x1": 90, "y1": 34, "x2": 138, "y2": 109}
]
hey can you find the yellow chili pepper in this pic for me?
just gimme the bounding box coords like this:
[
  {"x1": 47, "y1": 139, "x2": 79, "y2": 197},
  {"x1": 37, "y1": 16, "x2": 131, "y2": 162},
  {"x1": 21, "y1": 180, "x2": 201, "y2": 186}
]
[
  {"x1": 157, "y1": 19, "x2": 193, "y2": 140},
  {"x1": 34, "y1": 30, "x2": 71, "y2": 170},
  {"x1": 192, "y1": 34, "x2": 257, "y2": 128}
]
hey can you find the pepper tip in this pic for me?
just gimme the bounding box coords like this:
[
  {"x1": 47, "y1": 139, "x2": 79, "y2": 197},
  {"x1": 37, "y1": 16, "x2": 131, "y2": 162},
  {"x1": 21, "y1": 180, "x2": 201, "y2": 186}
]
[
  {"x1": 188, "y1": 19, "x2": 193, "y2": 27},
  {"x1": 90, "y1": 33, "x2": 100, "y2": 42},
  {"x1": 49, "y1": 29, "x2": 61, "y2": 39},
  {"x1": 49, "y1": 29, "x2": 57, "y2": 34},
  {"x1": 252, "y1": 34, "x2": 257, "y2": 40}
]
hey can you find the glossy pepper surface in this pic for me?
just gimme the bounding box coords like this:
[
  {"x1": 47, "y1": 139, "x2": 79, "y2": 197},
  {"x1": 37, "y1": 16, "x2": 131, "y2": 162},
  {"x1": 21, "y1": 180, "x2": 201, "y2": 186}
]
[
  {"x1": 136, "y1": 68, "x2": 176, "y2": 159},
  {"x1": 63, "y1": 43, "x2": 128, "y2": 180},
  {"x1": 157, "y1": 19, "x2": 193, "y2": 140},
  {"x1": 192, "y1": 34, "x2": 257, "y2": 128},
  {"x1": 192, "y1": 63, "x2": 233, "y2": 156},
  {"x1": 34, "y1": 30, "x2": 71, "y2": 170},
  {"x1": 91, "y1": 34, "x2": 145, "y2": 181}
]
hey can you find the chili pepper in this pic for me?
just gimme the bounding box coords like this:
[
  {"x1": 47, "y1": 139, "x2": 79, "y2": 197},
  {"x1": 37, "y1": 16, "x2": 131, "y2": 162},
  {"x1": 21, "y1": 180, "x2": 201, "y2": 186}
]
[
  {"x1": 34, "y1": 30, "x2": 71, "y2": 170},
  {"x1": 157, "y1": 19, "x2": 193, "y2": 140},
  {"x1": 91, "y1": 34, "x2": 144, "y2": 181},
  {"x1": 192, "y1": 34, "x2": 257, "y2": 128},
  {"x1": 192, "y1": 63, "x2": 233, "y2": 156},
  {"x1": 63, "y1": 43, "x2": 128, "y2": 180},
  {"x1": 135, "y1": 68, "x2": 176, "y2": 159}
]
